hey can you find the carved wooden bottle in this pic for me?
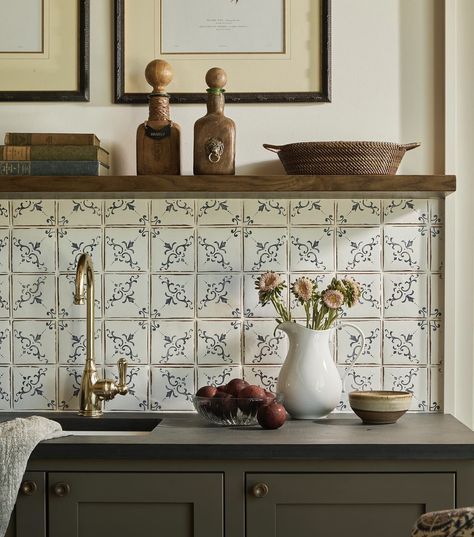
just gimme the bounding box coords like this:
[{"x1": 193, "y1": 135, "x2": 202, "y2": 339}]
[
  {"x1": 194, "y1": 68, "x2": 236, "y2": 175},
  {"x1": 137, "y1": 59, "x2": 181, "y2": 175}
]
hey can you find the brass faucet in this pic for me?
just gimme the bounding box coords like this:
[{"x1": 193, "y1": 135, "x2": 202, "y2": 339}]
[{"x1": 74, "y1": 253, "x2": 128, "y2": 417}]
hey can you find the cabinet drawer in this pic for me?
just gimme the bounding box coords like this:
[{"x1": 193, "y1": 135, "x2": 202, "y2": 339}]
[
  {"x1": 246, "y1": 473, "x2": 455, "y2": 537},
  {"x1": 49, "y1": 472, "x2": 223, "y2": 537}
]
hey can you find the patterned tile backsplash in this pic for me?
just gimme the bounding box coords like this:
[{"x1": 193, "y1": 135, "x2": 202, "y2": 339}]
[{"x1": 0, "y1": 198, "x2": 444, "y2": 413}]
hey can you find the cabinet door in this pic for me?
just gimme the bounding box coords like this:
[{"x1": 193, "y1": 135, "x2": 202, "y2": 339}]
[
  {"x1": 48, "y1": 472, "x2": 223, "y2": 537},
  {"x1": 5, "y1": 472, "x2": 46, "y2": 537},
  {"x1": 247, "y1": 473, "x2": 455, "y2": 537}
]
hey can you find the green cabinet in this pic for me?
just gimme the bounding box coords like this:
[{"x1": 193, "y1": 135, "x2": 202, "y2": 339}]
[{"x1": 6, "y1": 472, "x2": 46, "y2": 537}]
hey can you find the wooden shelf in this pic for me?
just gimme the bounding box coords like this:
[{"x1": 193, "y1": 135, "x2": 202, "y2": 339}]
[{"x1": 0, "y1": 174, "x2": 456, "y2": 199}]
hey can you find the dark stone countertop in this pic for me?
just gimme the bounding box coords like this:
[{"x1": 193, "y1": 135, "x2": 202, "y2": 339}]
[{"x1": 1, "y1": 412, "x2": 473, "y2": 460}]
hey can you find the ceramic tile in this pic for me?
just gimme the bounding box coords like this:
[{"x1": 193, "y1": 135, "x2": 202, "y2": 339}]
[
  {"x1": 429, "y1": 199, "x2": 444, "y2": 225},
  {"x1": 104, "y1": 273, "x2": 149, "y2": 318},
  {"x1": 243, "y1": 320, "x2": 287, "y2": 365},
  {"x1": 430, "y1": 366, "x2": 443, "y2": 411},
  {"x1": 384, "y1": 273, "x2": 427, "y2": 318},
  {"x1": 383, "y1": 226, "x2": 427, "y2": 271},
  {"x1": 430, "y1": 273, "x2": 444, "y2": 319},
  {"x1": 105, "y1": 365, "x2": 149, "y2": 411},
  {"x1": 197, "y1": 274, "x2": 241, "y2": 318},
  {"x1": 0, "y1": 367, "x2": 11, "y2": 409},
  {"x1": 244, "y1": 199, "x2": 288, "y2": 225},
  {"x1": 13, "y1": 366, "x2": 56, "y2": 410},
  {"x1": 197, "y1": 199, "x2": 242, "y2": 225},
  {"x1": 383, "y1": 199, "x2": 429, "y2": 224},
  {"x1": 337, "y1": 227, "x2": 381, "y2": 272},
  {"x1": 243, "y1": 365, "x2": 280, "y2": 393},
  {"x1": 150, "y1": 366, "x2": 195, "y2": 411},
  {"x1": 58, "y1": 227, "x2": 102, "y2": 272},
  {"x1": 12, "y1": 228, "x2": 56, "y2": 273},
  {"x1": 383, "y1": 366, "x2": 428, "y2": 411},
  {"x1": 58, "y1": 199, "x2": 102, "y2": 226},
  {"x1": 0, "y1": 201, "x2": 10, "y2": 226},
  {"x1": 383, "y1": 320, "x2": 428, "y2": 365},
  {"x1": 336, "y1": 320, "x2": 382, "y2": 365},
  {"x1": 243, "y1": 273, "x2": 289, "y2": 319},
  {"x1": 105, "y1": 228, "x2": 149, "y2": 272},
  {"x1": 244, "y1": 227, "x2": 287, "y2": 272},
  {"x1": 0, "y1": 230, "x2": 9, "y2": 273},
  {"x1": 290, "y1": 227, "x2": 334, "y2": 272},
  {"x1": 151, "y1": 320, "x2": 195, "y2": 365},
  {"x1": 197, "y1": 227, "x2": 241, "y2": 272},
  {"x1": 12, "y1": 274, "x2": 55, "y2": 319},
  {"x1": 58, "y1": 319, "x2": 103, "y2": 365},
  {"x1": 339, "y1": 273, "x2": 382, "y2": 319},
  {"x1": 152, "y1": 274, "x2": 194, "y2": 319},
  {"x1": 335, "y1": 365, "x2": 382, "y2": 412},
  {"x1": 58, "y1": 366, "x2": 82, "y2": 410},
  {"x1": 197, "y1": 320, "x2": 241, "y2": 365},
  {"x1": 13, "y1": 321, "x2": 56, "y2": 364},
  {"x1": 196, "y1": 365, "x2": 242, "y2": 389},
  {"x1": 430, "y1": 227, "x2": 444, "y2": 273},
  {"x1": 12, "y1": 200, "x2": 55, "y2": 226},
  {"x1": 58, "y1": 274, "x2": 102, "y2": 319},
  {"x1": 105, "y1": 320, "x2": 149, "y2": 365},
  {"x1": 289, "y1": 273, "x2": 334, "y2": 319},
  {"x1": 105, "y1": 199, "x2": 148, "y2": 225},
  {"x1": 0, "y1": 275, "x2": 9, "y2": 318},
  {"x1": 152, "y1": 228, "x2": 195, "y2": 272},
  {"x1": 336, "y1": 200, "x2": 381, "y2": 225},
  {"x1": 290, "y1": 199, "x2": 335, "y2": 225},
  {"x1": 0, "y1": 321, "x2": 11, "y2": 364},
  {"x1": 151, "y1": 199, "x2": 195, "y2": 226},
  {"x1": 429, "y1": 319, "x2": 443, "y2": 366}
]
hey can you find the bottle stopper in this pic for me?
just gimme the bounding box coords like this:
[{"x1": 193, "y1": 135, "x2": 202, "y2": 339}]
[
  {"x1": 206, "y1": 67, "x2": 227, "y2": 94},
  {"x1": 145, "y1": 59, "x2": 173, "y2": 95}
]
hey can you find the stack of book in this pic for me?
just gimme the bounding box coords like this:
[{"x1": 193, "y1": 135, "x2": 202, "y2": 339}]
[{"x1": 0, "y1": 133, "x2": 109, "y2": 176}]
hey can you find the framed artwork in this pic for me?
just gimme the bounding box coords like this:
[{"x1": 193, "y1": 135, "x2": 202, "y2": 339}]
[
  {"x1": 114, "y1": 0, "x2": 331, "y2": 104},
  {"x1": 0, "y1": 0, "x2": 89, "y2": 102}
]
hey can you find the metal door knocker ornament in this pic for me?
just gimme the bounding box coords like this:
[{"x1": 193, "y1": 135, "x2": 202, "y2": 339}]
[{"x1": 206, "y1": 138, "x2": 225, "y2": 163}]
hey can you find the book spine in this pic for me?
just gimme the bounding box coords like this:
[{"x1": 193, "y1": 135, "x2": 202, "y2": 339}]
[
  {"x1": 0, "y1": 145, "x2": 109, "y2": 166},
  {"x1": 0, "y1": 161, "x2": 107, "y2": 176},
  {"x1": 4, "y1": 133, "x2": 100, "y2": 146}
]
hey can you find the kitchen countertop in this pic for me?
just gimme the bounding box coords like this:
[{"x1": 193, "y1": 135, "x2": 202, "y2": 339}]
[{"x1": 1, "y1": 412, "x2": 473, "y2": 460}]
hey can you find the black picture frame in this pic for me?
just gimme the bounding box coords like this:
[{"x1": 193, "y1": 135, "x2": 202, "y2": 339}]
[
  {"x1": 0, "y1": 0, "x2": 90, "y2": 102},
  {"x1": 114, "y1": 0, "x2": 331, "y2": 104}
]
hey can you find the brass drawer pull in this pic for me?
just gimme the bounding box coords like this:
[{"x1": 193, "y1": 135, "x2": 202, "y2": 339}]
[
  {"x1": 52, "y1": 482, "x2": 71, "y2": 497},
  {"x1": 251, "y1": 483, "x2": 269, "y2": 498},
  {"x1": 20, "y1": 480, "x2": 37, "y2": 496}
]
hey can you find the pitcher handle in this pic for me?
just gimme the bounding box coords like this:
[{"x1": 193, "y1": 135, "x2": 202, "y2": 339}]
[{"x1": 338, "y1": 322, "x2": 366, "y2": 393}]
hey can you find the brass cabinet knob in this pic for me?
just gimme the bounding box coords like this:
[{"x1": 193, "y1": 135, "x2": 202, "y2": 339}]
[
  {"x1": 52, "y1": 482, "x2": 70, "y2": 497},
  {"x1": 251, "y1": 483, "x2": 269, "y2": 498},
  {"x1": 20, "y1": 480, "x2": 37, "y2": 496}
]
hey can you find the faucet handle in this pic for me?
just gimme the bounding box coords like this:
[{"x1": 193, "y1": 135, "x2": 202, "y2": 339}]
[{"x1": 116, "y1": 358, "x2": 128, "y2": 395}]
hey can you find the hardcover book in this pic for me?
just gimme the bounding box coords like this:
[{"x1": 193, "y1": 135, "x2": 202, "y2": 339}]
[
  {"x1": 4, "y1": 133, "x2": 100, "y2": 146},
  {"x1": 0, "y1": 145, "x2": 109, "y2": 166},
  {"x1": 0, "y1": 160, "x2": 109, "y2": 176}
]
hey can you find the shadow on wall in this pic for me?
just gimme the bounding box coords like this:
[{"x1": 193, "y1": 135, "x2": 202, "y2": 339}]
[{"x1": 236, "y1": 160, "x2": 285, "y2": 176}]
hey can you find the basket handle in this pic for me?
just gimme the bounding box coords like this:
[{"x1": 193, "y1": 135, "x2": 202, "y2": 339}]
[
  {"x1": 403, "y1": 142, "x2": 421, "y2": 152},
  {"x1": 263, "y1": 143, "x2": 283, "y2": 153}
]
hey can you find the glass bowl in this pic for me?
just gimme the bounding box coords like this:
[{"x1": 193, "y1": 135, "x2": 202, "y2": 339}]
[{"x1": 192, "y1": 395, "x2": 267, "y2": 426}]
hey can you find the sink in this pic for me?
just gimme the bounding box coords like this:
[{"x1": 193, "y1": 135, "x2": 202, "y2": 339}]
[{"x1": 52, "y1": 416, "x2": 162, "y2": 436}]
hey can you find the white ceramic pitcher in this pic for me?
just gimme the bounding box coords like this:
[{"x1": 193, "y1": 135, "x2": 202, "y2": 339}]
[{"x1": 276, "y1": 321, "x2": 366, "y2": 419}]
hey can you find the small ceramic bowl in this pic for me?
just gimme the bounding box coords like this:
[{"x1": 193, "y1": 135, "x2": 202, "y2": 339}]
[{"x1": 349, "y1": 390, "x2": 413, "y2": 425}]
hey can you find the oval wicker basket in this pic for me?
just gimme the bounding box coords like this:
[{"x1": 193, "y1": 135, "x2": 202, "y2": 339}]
[{"x1": 263, "y1": 141, "x2": 420, "y2": 175}]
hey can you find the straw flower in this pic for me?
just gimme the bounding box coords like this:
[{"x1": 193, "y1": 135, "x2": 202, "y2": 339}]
[
  {"x1": 257, "y1": 271, "x2": 284, "y2": 293},
  {"x1": 292, "y1": 277, "x2": 314, "y2": 302},
  {"x1": 322, "y1": 289, "x2": 344, "y2": 310},
  {"x1": 341, "y1": 277, "x2": 361, "y2": 306}
]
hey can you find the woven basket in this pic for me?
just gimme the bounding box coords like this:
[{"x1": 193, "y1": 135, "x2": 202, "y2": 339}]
[{"x1": 263, "y1": 141, "x2": 420, "y2": 175}]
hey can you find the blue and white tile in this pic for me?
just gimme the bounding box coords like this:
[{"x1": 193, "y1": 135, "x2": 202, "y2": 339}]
[
  {"x1": 58, "y1": 274, "x2": 102, "y2": 319},
  {"x1": 152, "y1": 274, "x2": 194, "y2": 318},
  {"x1": 151, "y1": 366, "x2": 194, "y2": 411},
  {"x1": 58, "y1": 199, "x2": 102, "y2": 226},
  {"x1": 197, "y1": 199, "x2": 241, "y2": 225},
  {"x1": 197, "y1": 227, "x2": 241, "y2": 272},
  {"x1": 290, "y1": 199, "x2": 335, "y2": 225},
  {"x1": 290, "y1": 227, "x2": 334, "y2": 272},
  {"x1": 104, "y1": 199, "x2": 148, "y2": 225},
  {"x1": 383, "y1": 366, "x2": 428, "y2": 411},
  {"x1": 197, "y1": 274, "x2": 241, "y2": 318},
  {"x1": 336, "y1": 199, "x2": 381, "y2": 225},
  {"x1": 0, "y1": 201, "x2": 9, "y2": 226},
  {"x1": 243, "y1": 320, "x2": 287, "y2": 365},
  {"x1": 12, "y1": 228, "x2": 56, "y2": 273},
  {"x1": 339, "y1": 273, "x2": 381, "y2": 319},
  {"x1": 383, "y1": 320, "x2": 428, "y2": 365},
  {"x1": 12, "y1": 200, "x2": 55, "y2": 226},
  {"x1": 384, "y1": 273, "x2": 427, "y2": 318},
  {"x1": 105, "y1": 365, "x2": 149, "y2": 411},
  {"x1": 383, "y1": 199, "x2": 429, "y2": 224},
  {"x1": 383, "y1": 226, "x2": 427, "y2": 271},
  {"x1": 197, "y1": 365, "x2": 242, "y2": 389},
  {"x1": 105, "y1": 228, "x2": 148, "y2": 272},
  {"x1": 197, "y1": 320, "x2": 241, "y2": 365},
  {"x1": 243, "y1": 228, "x2": 287, "y2": 272},
  {"x1": 337, "y1": 227, "x2": 381, "y2": 272},
  {"x1": 243, "y1": 366, "x2": 280, "y2": 393},
  {"x1": 58, "y1": 227, "x2": 102, "y2": 272},
  {"x1": 13, "y1": 366, "x2": 56, "y2": 410},
  {"x1": 430, "y1": 366, "x2": 443, "y2": 412},
  {"x1": 104, "y1": 273, "x2": 149, "y2": 318},
  {"x1": 12, "y1": 274, "x2": 55, "y2": 319},
  {"x1": 243, "y1": 273, "x2": 289, "y2": 319},
  {"x1": 151, "y1": 199, "x2": 194, "y2": 226},
  {"x1": 0, "y1": 321, "x2": 10, "y2": 364},
  {"x1": 13, "y1": 321, "x2": 56, "y2": 364},
  {"x1": 430, "y1": 273, "x2": 443, "y2": 319},
  {"x1": 336, "y1": 320, "x2": 381, "y2": 365},
  {"x1": 429, "y1": 319, "x2": 443, "y2": 366},
  {"x1": 429, "y1": 199, "x2": 444, "y2": 225},
  {"x1": 105, "y1": 320, "x2": 148, "y2": 365},
  {"x1": 58, "y1": 366, "x2": 82, "y2": 410},
  {"x1": 290, "y1": 273, "x2": 334, "y2": 319},
  {"x1": 58, "y1": 319, "x2": 102, "y2": 365},
  {"x1": 0, "y1": 230, "x2": 9, "y2": 272},
  {"x1": 430, "y1": 227, "x2": 444, "y2": 272},
  {"x1": 336, "y1": 366, "x2": 382, "y2": 412},
  {"x1": 0, "y1": 367, "x2": 10, "y2": 409},
  {"x1": 244, "y1": 199, "x2": 288, "y2": 225},
  {"x1": 151, "y1": 320, "x2": 194, "y2": 365},
  {"x1": 0, "y1": 275, "x2": 9, "y2": 318},
  {"x1": 152, "y1": 228, "x2": 195, "y2": 272}
]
